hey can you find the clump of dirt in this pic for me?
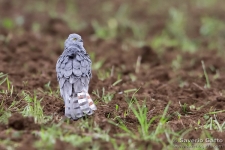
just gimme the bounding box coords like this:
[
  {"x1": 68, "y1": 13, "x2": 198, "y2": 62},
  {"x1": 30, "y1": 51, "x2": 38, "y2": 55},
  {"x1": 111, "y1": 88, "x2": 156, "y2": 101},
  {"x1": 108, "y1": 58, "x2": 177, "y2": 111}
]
[
  {"x1": 0, "y1": 124, "x2": 7, "y2": 131},
  {"x1": 15, "y1": 134, "x2": 37, "y2": 150},
  {"x1": 54, "y1": 139, "x2": 78, "y2": 150},
  {"x1": 138, "y1": 46, "x2": 161, "y2": 66},
  {"x1": 43, "y1": 18, "x2": 72, "y2": 37},
  {"x1": 8, "y1": 113, "x2": 40, "y2": 130},
  {"x1": 40, "y1": 95, "x2": 64, "y2": 116}
]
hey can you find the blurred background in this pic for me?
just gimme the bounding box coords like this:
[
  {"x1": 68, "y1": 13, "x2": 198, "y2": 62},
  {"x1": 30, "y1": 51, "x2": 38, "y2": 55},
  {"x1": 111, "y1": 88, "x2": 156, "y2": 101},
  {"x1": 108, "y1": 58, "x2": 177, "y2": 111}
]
[{"x1": 0, "y1": 0, "x2": 225, "y2": 54}]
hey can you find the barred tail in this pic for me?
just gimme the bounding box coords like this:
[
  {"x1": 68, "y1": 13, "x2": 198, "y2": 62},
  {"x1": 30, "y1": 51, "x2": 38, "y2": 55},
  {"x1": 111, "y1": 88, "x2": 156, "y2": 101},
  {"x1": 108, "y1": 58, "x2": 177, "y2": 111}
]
[
  {"x1": 77, "y1": 92, "x2": 97, "y2": 112},
  {"x1": 64, "y1": 92, "x2": 97, "y2": 120}
]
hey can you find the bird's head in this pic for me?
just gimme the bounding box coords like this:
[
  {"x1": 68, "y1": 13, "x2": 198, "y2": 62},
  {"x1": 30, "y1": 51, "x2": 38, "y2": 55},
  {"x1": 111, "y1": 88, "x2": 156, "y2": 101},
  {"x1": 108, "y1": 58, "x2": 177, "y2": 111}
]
[{"x1": 65, "y1": 33, "x2": 84, "y2": 48}]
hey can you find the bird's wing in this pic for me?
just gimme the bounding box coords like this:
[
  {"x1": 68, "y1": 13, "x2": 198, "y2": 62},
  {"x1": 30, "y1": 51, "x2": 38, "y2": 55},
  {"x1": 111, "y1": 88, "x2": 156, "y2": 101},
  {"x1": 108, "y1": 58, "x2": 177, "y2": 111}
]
[
  {"x1": 56, "y1": 55, "x2": 72, "y2": 98},
  {"x1": 56, "y1": 53, "x2": 92, "y2": 97},
  {"x1": 72, "y1": 53, "x2": 91, "y2": 93}
]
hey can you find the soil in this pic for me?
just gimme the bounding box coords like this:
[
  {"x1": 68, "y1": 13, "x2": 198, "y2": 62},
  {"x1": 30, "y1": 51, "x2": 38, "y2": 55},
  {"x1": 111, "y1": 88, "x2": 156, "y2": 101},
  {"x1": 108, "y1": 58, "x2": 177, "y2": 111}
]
[
  {"x1": 8, "y1": 113, "x2": 40, "y2": 130},
  {"x1": 0, "y1": 0, "x2": 225, "y2": 150}
]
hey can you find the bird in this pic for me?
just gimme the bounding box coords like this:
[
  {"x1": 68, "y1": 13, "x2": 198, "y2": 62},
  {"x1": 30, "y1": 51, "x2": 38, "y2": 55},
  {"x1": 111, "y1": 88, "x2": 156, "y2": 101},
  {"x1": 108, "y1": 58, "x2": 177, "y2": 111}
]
[{"x1": 56, "y1": 33, "x2": 97, "y2": 120}]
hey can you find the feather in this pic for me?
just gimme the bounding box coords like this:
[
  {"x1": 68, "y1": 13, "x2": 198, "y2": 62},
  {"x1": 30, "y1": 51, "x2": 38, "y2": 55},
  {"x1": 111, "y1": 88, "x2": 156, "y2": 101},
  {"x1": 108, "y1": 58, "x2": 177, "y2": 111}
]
[
  {"x1": 73, "y1": 79, "x2": 83, "y2": 93},
  {"x1": 81, "y1": 77, "x2": 88, "y2": 86},
  {"x1": 63, "y1": 81, "x2": 72, "y2": 96},
  {"x1": 73, "y1": 59, "x2": 80, "y2": 69},
  {"x1": 65, "y1": 59, "x2": 73, "y2": 71},
  {"x1": 60, "y1": 88, "x2": 64, "y2": 97},
  {"x1": 59, "y1": 77, "x2": 65, "y2": 88},
  {"x1": 69, "y1": 74, "x2": 77, "y2": 84},
  {"x1": 72, "y1": 68, "x2": 82, "y2": 77},
  {"x1": 63, "y1": 69, "x2": 72, "y2": 78},
  {"x1": 61, "y1": 63, "x2": 66, "y2": 69},
  {"x1": 76, "y1": 54, "x2": 83, "y2": 61},
  {"x1": 81, "y1": 66, "x2": 88, "y2": 74}
]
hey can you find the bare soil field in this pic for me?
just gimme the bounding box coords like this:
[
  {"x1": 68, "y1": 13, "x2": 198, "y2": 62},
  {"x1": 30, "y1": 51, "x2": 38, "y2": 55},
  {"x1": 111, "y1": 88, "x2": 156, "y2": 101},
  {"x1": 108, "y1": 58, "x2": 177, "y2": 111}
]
[{"x1": 0, "y1": 0, "x2": 225, "y2": 150}]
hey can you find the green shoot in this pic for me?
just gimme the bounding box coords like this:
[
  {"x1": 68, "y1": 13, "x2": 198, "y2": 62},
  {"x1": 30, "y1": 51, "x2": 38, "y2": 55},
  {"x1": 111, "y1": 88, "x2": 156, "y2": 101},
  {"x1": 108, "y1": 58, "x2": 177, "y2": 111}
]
[
  {"x1": 135, "y1": 56, "x2": 142, "y2": 74},
  {"x1": 2, "y1": 18, "x2": 14, "y2": 29},
  {"x1": 154, "y1": 102, "x2": 170, "y2": 135},
  {"x1": 124, "y1": 88, "x2": 137, "y2": 94},
  {"x1": 109, "y1": 117, "x2": 134, "y2": 136},
  {"x1": 179, "y1": 102, "x2": 189, "y2": 114},
  {"x1": 97, "y1": 70, "x2": 110, "y2": 80},
  {"x1": 203, "y1": 115, "x2": 225, "y2": 132},
  {"x1": 201, "y1": 60, "x2": 211, "y2": 88},
  {"x1": 22, "y1": 91, "x2": 51, "y2": 123},
  {"x1": 115, "y1": 104, "x2": 119, "y2": 112},
  {"x1": 0, "y1": 72, "x2": 8, "y2": 85},
  {"x1": 92, "y1": 88, "x2": 114, "y2": 103},
  {"x1": 130, "y1": 100, "x2": 158, "y2": 140},
  {"x1": 0, "y1": 100, "x2": 11, "y2": 124},
  {"x1": 44, "y1": 81, "x2": 53, "y2": 95},
  {"x1": 0, "y1": 73, "x2": 14, "y2": 96},
  {"x1": 112, "y1": 79, "x2": 122, "y2": 86}
]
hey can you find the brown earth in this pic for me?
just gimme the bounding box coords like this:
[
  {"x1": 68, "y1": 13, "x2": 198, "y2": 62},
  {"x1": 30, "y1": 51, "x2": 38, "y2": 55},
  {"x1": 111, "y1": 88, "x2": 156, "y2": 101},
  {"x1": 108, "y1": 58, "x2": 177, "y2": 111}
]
[{"x1": 0, "y1": 0, "x2": 225, "y2": 150}]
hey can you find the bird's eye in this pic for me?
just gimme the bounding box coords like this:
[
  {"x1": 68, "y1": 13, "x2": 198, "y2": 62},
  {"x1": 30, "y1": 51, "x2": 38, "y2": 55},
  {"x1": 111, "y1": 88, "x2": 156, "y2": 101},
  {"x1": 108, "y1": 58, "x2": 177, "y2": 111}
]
[{"x1": 73, "y1": 38, "x2": 77, "y2": 41}]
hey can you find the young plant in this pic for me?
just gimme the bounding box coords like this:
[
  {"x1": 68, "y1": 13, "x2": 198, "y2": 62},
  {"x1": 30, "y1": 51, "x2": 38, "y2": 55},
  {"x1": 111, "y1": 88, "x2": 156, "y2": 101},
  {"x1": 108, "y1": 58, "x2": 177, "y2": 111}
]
[
  {"x1": 0, "y1": 100, "x2": 11, "y2": 124},
  {"x1": 97, "y1": 70, "x2": 110, "y2": 81},
  {"x1": 203, "y1": 114, "x2": 225, "y2": 132},
  {"x1": 44, "y1": 81, "x2": 53, "y2": 95},
  {"x1": 115, "y1": 104, "x2": 119, "y2": 112},
  {"x1": 109, "y1": 116, "x2": 134, "y2": 137},
  {"x1": 0, "y1": 73, "x2": 13, "y2": 96},
  {"x1": 0, "y1": 72, "x2": 8, "y2": 85},
  {"x1": 179, "y1": 102, "x2": 189, "y2": 114},
  {"x1": 92, "y1": 87, "x2": 114, "y2": 103},
  {"x1": 21, "y1": 91, "x2": 51, "y2": 123},
  {"x1": 130, "y1": 100, "x2": 158, "y2": 140},
  {"x1": 112, "y1": 79, "x2": 123, "y2": 87},
  {"x1": 201, "y1": 60, "x2": 211, "y2": 88}
]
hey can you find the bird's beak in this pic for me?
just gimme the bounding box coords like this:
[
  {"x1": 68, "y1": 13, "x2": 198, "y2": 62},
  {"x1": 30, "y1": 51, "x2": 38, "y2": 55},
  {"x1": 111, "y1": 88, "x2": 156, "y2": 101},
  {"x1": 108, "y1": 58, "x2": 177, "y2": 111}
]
[{"x1": 79, "y1": 39, "x2": 83, "y2": 42}]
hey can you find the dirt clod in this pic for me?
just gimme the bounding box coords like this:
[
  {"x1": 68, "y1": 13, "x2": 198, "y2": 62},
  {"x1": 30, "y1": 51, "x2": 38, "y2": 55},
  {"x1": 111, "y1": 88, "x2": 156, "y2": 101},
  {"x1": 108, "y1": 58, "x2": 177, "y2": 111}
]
[{"x1": 8, "y1": 113, "x2": 40, "y2": 131}]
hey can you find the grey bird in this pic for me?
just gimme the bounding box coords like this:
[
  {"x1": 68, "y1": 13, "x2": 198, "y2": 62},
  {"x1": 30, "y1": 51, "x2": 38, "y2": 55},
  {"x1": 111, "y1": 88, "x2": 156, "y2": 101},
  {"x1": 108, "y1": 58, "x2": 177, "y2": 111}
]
[{"x1": 56, "y1": 33, "x2": 97, "y2": 120}]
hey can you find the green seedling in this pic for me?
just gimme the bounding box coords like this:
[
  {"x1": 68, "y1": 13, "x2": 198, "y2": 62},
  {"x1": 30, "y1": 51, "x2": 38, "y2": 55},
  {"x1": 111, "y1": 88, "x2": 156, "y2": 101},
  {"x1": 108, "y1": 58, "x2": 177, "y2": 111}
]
[
  {"x1": 124, "y1": 88, "x2": 137, "y2": 94},
  {"x1": 171, "y1": 55, "x2": 182, "y2": 70},
  {"x1": 92, "y1": 88, "x2": 114, "y2": 103},
  {"x1": 0, "y1": 100, "x2": 11, "y2": 124},
  {"x1": 22, "y1": 91, "x2": 51, "y2": 123},
  {"x1": 129, "y1": 74, "x2": 137, "y2": 82},
  {"x1": 44, "y1": 81, "x2": 53, "y2": 95},
  {"x1": 110, "y1": 100, "x2": 172, "y2": 142},
  {"x1": 97, "y1": 70, "x2": 110, "y2": 80},
  {"x1": 130, "y1": 100, "x2": 158, "y2": 140},
  {"x1": 202, "y1": 114, "x2": 225, "y2": 132},
  {"x1": 0, "y1": 73, "x2": 14, "y2": 96},
  {"x1": 115, "y1": 104, "x2": 119, "y2": 112},
  {"x1": 111, "y1": 139, "x2": 126, "y2": 150},
  {"x1": 2, "y1": 18, "x2": 14, "y2": 29},
  {"x1": 112, "y1": 79, "x2": 122, "y2": 86},
  {"x1": 123, "y1": 109, "x2": 128, "y2": 118},
  {"x1": 109, "y1": 116, "x2": 134, "y2": 137},
  {"x1": 174, "y1": 111, "x2": 182, "y2": 120},
  {"x1": 92, "y1": 56, "x2": 104, "y2": 70},
  {"x1": 179, "y1": 101, "x2": 189, "y2": 114},
  {"x1": 135, "y1": 56, "x2": 142, "y2": 73},
  {"x1": 0, "y1": 72, "x2": 8, "y2": 85},
  {"x1": 189, "y1": 105, "x2": 196, "y2": 111},
  {"x1": 102, "y1": 87, "x2": 114, "y2": 103},
  {"x1": 201, "y1": 60, "x2": 211, "y2": 88}
]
